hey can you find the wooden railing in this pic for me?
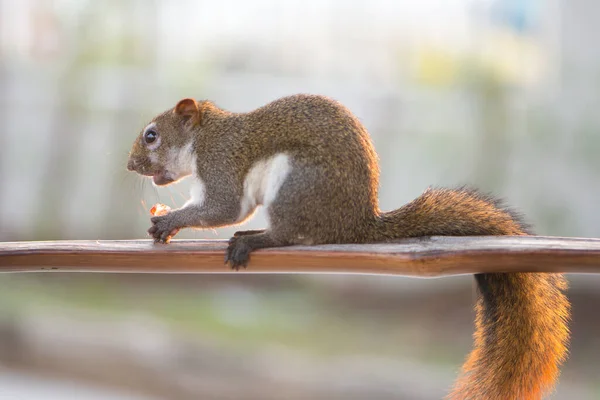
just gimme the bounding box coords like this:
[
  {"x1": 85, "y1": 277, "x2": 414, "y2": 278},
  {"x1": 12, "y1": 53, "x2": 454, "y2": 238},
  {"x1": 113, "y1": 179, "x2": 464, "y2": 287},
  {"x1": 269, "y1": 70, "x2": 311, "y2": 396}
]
[{"x1": 2, "y1": 236, "x2": 600, "y2": 275}]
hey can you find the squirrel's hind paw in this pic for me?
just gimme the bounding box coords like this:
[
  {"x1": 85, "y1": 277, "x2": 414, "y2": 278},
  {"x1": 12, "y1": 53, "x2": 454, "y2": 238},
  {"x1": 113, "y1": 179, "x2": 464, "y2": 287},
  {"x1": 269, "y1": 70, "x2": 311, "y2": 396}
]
[{"x1": 225, "y1": 236, "x2": 251, "y2": 270}]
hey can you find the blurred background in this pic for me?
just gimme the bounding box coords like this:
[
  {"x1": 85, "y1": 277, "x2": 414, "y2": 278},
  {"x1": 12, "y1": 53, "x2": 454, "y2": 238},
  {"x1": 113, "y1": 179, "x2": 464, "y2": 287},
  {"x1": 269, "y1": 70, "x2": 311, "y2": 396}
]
[{"x1": 1, "y1": 0, "x2": 599, "y2": 398}]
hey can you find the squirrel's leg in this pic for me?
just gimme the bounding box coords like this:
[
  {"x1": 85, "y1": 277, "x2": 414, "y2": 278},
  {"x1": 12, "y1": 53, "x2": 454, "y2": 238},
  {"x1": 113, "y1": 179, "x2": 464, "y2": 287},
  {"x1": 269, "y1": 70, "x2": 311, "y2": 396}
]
[
  {"x1": 149, "y1": 200, "x2": 242, "y2": 243},
  {"x1": 225, "y1": 231, "x2": 287, "y2": 270}
]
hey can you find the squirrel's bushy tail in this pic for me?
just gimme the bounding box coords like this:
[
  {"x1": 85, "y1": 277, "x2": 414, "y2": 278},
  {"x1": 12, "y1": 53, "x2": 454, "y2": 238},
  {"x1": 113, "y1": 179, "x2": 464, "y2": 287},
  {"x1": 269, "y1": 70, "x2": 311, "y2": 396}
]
[
  {"x1": 374, "y1": 187, "x2": 570, "y2": 399},
  {"x1": 450, "y1": 272, "x2": 569, "y2": 400}
]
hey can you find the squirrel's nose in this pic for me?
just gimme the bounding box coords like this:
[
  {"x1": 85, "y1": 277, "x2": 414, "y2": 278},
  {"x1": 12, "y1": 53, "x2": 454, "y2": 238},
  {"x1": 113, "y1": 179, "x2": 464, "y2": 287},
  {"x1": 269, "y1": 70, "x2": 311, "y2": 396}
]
[{"x1": 127, "y1": 158, "x2": 136, "y2": 171}]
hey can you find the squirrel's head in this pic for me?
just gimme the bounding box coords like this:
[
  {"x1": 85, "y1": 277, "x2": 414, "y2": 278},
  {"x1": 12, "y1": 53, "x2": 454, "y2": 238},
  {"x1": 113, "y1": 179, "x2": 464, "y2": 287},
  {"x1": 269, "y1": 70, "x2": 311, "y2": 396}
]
[{"x1": 127, "y1": 98, "x2": 201, "y2": 186}]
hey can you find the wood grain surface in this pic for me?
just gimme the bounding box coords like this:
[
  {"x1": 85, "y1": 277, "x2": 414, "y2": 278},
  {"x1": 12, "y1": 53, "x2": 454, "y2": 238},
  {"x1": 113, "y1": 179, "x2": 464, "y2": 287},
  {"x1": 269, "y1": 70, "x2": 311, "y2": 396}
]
[{"x1": 1, "y1": 236, "x2": 600, "y2": 276}]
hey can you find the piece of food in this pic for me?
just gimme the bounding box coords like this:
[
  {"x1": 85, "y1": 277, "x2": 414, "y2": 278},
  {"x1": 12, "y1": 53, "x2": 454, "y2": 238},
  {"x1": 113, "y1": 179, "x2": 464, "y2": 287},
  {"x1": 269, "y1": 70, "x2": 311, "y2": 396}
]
[
  {"x1": 150, "y1": 203, "x2": 171, "y2": 216},
  {"x1": 149, "y1": 203, "x2": 179, "y2": 242}
]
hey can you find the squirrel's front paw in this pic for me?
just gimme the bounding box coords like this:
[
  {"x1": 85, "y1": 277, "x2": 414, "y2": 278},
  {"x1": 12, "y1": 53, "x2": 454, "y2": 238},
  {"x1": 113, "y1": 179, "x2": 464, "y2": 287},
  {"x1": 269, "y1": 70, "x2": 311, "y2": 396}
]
[{"x1": 148, "y1": 214, "x2": 180, "y2": 243}]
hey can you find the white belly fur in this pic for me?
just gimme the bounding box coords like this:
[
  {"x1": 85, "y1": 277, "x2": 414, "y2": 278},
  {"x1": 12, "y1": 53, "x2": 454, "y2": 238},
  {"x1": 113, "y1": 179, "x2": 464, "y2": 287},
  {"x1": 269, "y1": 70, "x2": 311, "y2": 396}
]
[
  {"x1": 238, "y1": 153, "x2": 292, "y2": 223},
  {"x1": 184, "y1": 154, "x2": 206, "y2": 208}
]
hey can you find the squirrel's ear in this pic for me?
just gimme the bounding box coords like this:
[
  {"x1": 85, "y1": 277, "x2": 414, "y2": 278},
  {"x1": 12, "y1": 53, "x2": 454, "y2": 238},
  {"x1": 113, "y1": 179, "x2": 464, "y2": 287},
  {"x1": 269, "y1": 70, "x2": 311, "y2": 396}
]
[{"x1": 174, "y1": 98, "x2": 200, "y2": 122}]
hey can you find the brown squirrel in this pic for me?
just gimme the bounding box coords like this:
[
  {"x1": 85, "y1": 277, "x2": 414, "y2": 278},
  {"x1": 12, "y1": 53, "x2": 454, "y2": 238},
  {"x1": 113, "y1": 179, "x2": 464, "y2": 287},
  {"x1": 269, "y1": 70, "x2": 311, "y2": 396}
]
[{"x1": 126, "y1": 94, "x2": 569, "y2": 399}]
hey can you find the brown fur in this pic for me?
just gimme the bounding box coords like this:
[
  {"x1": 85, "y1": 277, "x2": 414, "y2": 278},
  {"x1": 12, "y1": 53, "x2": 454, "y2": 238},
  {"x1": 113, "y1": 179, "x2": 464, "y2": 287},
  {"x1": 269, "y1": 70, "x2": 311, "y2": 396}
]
[{"x1": 127, "y1": 94, "x2": 570, "y2": 399}]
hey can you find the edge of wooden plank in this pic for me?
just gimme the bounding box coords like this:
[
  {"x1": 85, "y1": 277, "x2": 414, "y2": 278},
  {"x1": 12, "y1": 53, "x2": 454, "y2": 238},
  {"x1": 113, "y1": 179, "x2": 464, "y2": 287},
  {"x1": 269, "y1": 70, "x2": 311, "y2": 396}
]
[{"x1": 1, "y1": 236, "x2": 600, "y2": 276}]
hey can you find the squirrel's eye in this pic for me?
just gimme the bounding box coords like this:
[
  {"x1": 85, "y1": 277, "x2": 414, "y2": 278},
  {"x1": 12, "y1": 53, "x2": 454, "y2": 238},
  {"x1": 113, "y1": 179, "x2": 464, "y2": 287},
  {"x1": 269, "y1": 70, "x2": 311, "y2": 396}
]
[{"x1": 144, "y1": 130, "x2": 157, "y2": 144}]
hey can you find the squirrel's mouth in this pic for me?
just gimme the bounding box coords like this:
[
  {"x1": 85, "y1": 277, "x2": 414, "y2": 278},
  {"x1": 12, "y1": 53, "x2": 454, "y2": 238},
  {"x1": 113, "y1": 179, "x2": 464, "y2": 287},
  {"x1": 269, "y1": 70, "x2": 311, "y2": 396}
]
[
  {"x1": 131, "y1": 167, "x2": 174, "y2": 186},
  {"x1": 127, "y1": 158, "x2": 174, "y2": 185},
  {"x1": 127, "y1": 160, "x2": 176, "y2": 186},
  {"x1": 152, "y1": 171, "x2": 175, "y2": 186}
]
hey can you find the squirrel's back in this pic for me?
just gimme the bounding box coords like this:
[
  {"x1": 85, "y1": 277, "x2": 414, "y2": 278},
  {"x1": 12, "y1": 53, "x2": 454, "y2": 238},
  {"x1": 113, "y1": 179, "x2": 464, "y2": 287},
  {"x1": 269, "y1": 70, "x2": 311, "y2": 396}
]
[{"x1": 247, "y1": 94, "x2": 378, "y2": 159}]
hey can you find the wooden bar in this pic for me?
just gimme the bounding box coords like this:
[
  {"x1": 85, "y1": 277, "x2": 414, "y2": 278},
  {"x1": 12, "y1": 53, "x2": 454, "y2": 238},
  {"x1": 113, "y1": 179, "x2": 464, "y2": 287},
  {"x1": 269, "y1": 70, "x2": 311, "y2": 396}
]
[{"x1": 2, "y1": 236, "x2": 600, "y2": 276}]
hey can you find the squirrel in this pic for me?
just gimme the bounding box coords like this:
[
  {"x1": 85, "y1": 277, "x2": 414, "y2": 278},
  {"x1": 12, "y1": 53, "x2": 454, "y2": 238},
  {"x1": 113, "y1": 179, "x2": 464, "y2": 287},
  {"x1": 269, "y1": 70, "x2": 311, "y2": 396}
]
[{"x1": 126, "y1": 94, "x2": 569, "y2": 399}]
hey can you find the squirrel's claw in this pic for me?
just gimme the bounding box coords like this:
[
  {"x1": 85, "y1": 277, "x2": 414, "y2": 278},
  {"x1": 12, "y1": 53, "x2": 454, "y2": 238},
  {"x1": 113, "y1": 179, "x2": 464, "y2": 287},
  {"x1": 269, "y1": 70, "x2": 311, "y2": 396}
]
[{"x1": 225, "y1": 236, "x2": 250, "y2": 270}]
